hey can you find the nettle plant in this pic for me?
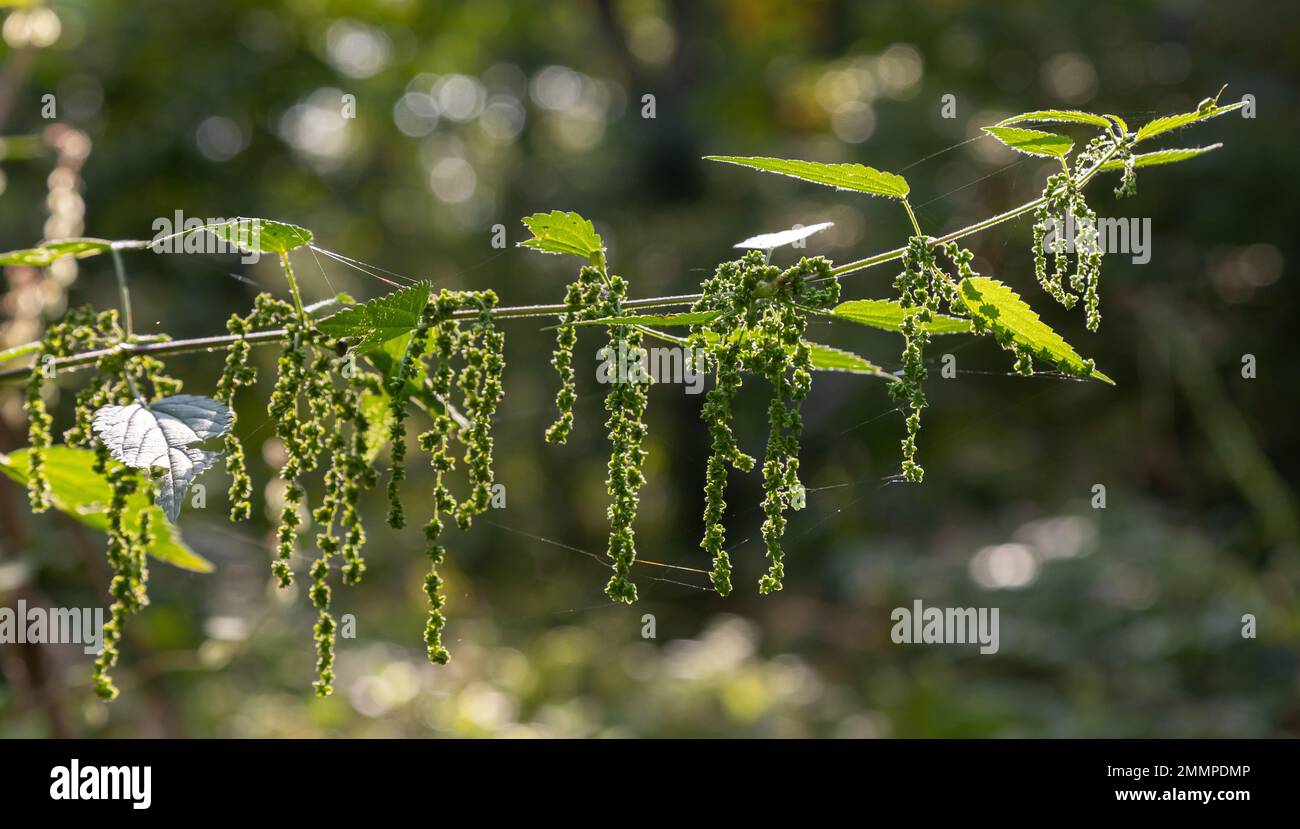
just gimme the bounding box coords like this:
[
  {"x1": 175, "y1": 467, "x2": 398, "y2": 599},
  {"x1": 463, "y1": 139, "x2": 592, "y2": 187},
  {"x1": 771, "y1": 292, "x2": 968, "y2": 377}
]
[{"x1": 0, "y1": 95, "x2": 1240, "y2": 699}]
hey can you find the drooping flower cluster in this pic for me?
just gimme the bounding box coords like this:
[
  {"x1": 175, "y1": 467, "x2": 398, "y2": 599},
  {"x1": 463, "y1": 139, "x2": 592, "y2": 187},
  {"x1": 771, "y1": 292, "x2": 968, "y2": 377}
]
[
  {"x1": 690, "y1": 252, "x2": 840, "y2": 594},
  {"x1": 219, "y1": 290, "x2": 383, "y2": 695},
  {"x1": 545, "y1": 264, "x2": 604, "y2": 444},
  {"x1": 416, "y1": 289, "x2": 505, "y2": 662},
  {"x1": 890, "y1": 237, "x2": 946, "y2": 483},
  {"x1": 216, "y1": 294, "x2": 295, "y2": 522},
  {"x1": 24, "y1": 306, "x2": 127, "y2": 511},
  {"x1": 596, "y1": 274, "x2": 650, "y2": 604},
  {"x1": 1032, "y1": 137, "x2": 1108, "y2": 332},
  {"x1": 91, "y1": 456, "x2": 153, "y2": 700},
  {"x1": 20, "y1": 304, "x2": 187, "y2": 699}
]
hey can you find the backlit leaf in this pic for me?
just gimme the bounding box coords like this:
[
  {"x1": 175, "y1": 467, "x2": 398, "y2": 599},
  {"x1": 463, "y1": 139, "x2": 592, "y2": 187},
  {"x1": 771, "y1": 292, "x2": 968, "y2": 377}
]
[
  {"x1": 0, "y1": 447, "x2": 213, "y2": 572},
  {"x1": 984, "y1": 126, "x2": 1073, "y2": 159},
  {"x1": 0, "y1": 238, "x2": 113, "y2": 267},
  {"x1": 1098, "y1": 145, "x2": 1223, "y2": 171},
  {"x1": 830, "y1": 299, "x2": 972, "y2": 335},
  {"x1": 518, "y1": 210, "x2": 605, "y2": 264},
  {"x1": 957, "y1": 277, "x2": 1112, "y2": 383},
  {"x1": 704, "y1": 156, "x2": 909, "y2": 199},
  {"x1": 318, "y1": 282, "x2": 431, "y2": 355}
]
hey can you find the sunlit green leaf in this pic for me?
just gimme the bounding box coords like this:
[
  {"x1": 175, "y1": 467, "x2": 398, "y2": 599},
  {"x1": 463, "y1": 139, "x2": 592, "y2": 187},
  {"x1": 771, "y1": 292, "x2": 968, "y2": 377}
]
[
  {"x1": 984, "y1": 126, "x2": 1073, "y2": 159},
  {"x1": 957, "y1": 277, "x2": 1112, "y2": 384},
  {"x1": 704, "y1": 156, "x2": 909, "y2": 199},
  {"x1": 996, "y1": 110, "x2": 1113, "y2": 129},
  {"x1": 1098, "y1": 144, "x2": 1223, "y2": 171},
  {"x1": 91, "y1": 394, "x2": 232, "y2": 523},
  {"x1": 0, "y1": 238, "x2": 113, "y2": 267},
  {"x1": 364, "y1": 332, "x2": 471, "y2": 430},
  {"x1": 649, "y1": 327, "x2": 890, "y2": 378},
  {"x1": 804, "y1": 342, "x2": 888, "y2": 375},
  {"x1": 830, "y1": 300, "x2": 972, "y2": 335},
  {"x1": 318, "y1": 282, "x2": 431, "y2": 354},
  {"x1": 0, "y1": 447, "x2": 214, "y2": 572},
  {"x1": 735, "y1": 222, "x2": 834, "y2": 250},
  {"x1": 197, "y1": 218, "x2": 313, "y2": 254},
  {"x1": 359, "y1": 390, "x2": 395, "y2": 463},
  {"x1": 1134, "y1": 100, "x2": 1244, "y2": 143},
  {"x1": 518, "y1": 210, "x2": 605, "y2": 264}
]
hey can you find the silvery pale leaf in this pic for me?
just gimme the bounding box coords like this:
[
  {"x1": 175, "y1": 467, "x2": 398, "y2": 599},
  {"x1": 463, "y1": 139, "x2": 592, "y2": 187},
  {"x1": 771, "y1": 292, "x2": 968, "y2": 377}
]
[
  {"x1": 91, "y1": 394, "x2": 232, "y2": 522},
  {"x1": 734, "y1": 221, "x2": 834, "y2": 251}
]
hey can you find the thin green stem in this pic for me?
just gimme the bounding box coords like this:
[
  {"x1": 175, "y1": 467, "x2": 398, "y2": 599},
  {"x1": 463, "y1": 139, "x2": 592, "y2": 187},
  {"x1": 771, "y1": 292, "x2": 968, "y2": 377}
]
[
  {"x1": 829, "y1": 136, "x2": 1125, "y2": 281},
  {"x1": 0, "y1": 134, "x2": 1134, "y2": 386},
  {"x1": 110, "y1": 245, "x2": 134, "y2": 339},
  {"x1": 279, "y1": 250, "x2": 307, "y2": 321},
  {"x1": 0, "y1": 294, "x2": 703, "y2": 382},
  {"x1": 902, "y1": 199, "x2": 922, "y2": 237}
]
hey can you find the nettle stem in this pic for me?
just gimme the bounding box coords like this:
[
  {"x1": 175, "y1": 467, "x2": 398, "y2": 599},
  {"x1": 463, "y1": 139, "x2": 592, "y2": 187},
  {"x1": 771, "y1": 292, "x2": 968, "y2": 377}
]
[
  {"x1": 110, "y1": 245, "x2": 134, "y2": 339},
  {"x1": 0, "y1": 295, "x2": 701, "y2": 381},
  {"x1": 0, "y1": 137, "x2": 1126, "y2": 386},
  {"x1": 830, "y1": 139, "x2": 1123, "y2": 280},
  {"x1": 279, "y1": 250, "x2": 307, "y2": 321}
]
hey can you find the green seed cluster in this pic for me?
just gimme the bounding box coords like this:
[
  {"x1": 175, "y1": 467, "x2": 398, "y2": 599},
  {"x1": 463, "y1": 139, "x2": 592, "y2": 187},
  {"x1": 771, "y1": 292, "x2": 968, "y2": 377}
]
[
  {"x1": 545, "y1": 265, "x2": 604, "y2": 444},
  {"x1": 1033, "y1": 139, "x2": 1106, "y2": 332},
  {"x1": 690, "y1": 253, "x2": 840, "y2": 594},
  {"x1": 395, "y1": 289, "x2": 506, "y2": 663},
  {"x1": 454, "y1": 291, "x2": 505, "y2": 527},
  {"x1": 749, "y1": 261, "x2": 823, "y2": 593},
  {"x1": 267, "y1": 309, "x2": 330, "y2": 587},
  {"x1": 20, "y1": 303, "x2": 191, "y2": 700},
  {"x1": 217, "y1": 295, "x2": 291, "y2": 521},
  {"x1": 598, "y1": 274, "x2": 649, "y2": 604},
  {"x1": 335, "y1": 381, "x2": 377, "y2": 588},
  {"x1": 691, "y1": 254, "x2": 767, "y2": 593},
  {"x1": 384, "y1": 299, "x2": 438, "y2": 531},
  {"x1": 696, "y1": 335, "x2": 749, "y2": 595},
  {"x1": 91, "y1": 450, "x2": 153, "y2": 701},
  {"x1": 417, "y1": 294, "x2": 462, "y2": 665},
  {"x1": 23, "y1": 306, "x2": 123, "y2": 511},
  {"x1": 891, "y1": 237, "x2": 944, "y2": 483},
  {"x1": 307, "y1": 376, "x2": 373, "y2": 696},
  {"x1": 1108, "y1": 127, "x2": 1138, "y2": 199},
  {"x1": 248, "y1": 293, "x2": 387, "y2": 694}
]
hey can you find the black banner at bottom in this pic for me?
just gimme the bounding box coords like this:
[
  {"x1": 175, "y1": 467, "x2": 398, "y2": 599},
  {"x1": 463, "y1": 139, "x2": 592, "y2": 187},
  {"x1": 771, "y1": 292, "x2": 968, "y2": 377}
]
[{"x1": 0, "y1": 738, "x2": 1286, "y2": 814}]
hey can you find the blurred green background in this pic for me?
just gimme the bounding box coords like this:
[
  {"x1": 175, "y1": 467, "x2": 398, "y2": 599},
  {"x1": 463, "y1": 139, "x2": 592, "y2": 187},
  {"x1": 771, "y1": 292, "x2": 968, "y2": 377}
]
[{"x1": 1, "y1": 0, "x2": 1297, "y2": 737}]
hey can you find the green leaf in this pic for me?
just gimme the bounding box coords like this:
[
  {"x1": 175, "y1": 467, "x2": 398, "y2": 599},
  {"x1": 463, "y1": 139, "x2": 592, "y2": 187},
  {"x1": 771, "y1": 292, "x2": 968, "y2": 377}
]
[
  {"x1": 830, "y1": 299, "x2": 973, "y2": 335},
  {"x1": 577, "y1": 311, "x2": 722, "y2": 327},
  {"x1": 518, "y1": 210, "x2": 605, "y2": 264},
  {"x1": 957, "y1": 277, "x2": 1112, "y2": 384},
  {"x1": 983, "y1": 126, "x2": 1073, "y2": 159},
  {"x1": 0, "y1": 238, "x2": 113, "y2": 267},
  {"x1": 0, "y1": 447, "x2": 214, "y2": 572},
  {"x1": 364, "y1": 334, "x2": 471, "y2": 431},
  {"x1": 704, "y1": 156, "x2": 909, "y2": 199},
  {"x1": 649, "y1": 327, "x2": 890, "y2": 379},
  {"x1": 0, "y1": 340, "x2": 40, "y2": 363},
  {"x1": 805, "y1": 342, "x2": 888, "y2": 375},
  {"x1": 997, "y1": 110, "x2": 1113, "y2": 129},
  {"x1": 1134, "y1": 100, "x2": 1243, "y2": 143},
  {"x1": 318, "y1": 282, "x2": 431, "y2": 355},
  {"x1": 196, "y1": 217, "x2": 314, "y2": 254},
  {"x1": 1098, "y1": 144, "x2": 1222, "y2": 172},
  {"x1": 359, "y1": 390, "x2": 395, "y2": 463}
]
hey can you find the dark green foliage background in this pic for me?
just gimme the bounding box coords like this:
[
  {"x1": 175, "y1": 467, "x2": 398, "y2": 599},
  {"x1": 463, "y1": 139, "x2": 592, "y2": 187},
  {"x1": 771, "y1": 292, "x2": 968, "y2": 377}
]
[{"x1": 0, "y1": 0, "x2": 1296, "y2": 736}]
